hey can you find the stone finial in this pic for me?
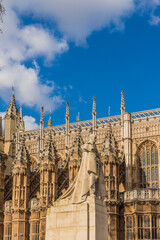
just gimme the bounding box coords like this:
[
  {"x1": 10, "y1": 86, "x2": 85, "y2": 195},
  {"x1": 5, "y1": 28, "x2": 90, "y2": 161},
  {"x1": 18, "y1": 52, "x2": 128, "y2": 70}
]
[
  {"x1": 92, "y1": 96, "x2": 97, "y2": 116},
  {"x1": 121, "y1": 91, "x2": 125, "y2": 111},
  {"x1": 101, "y1": 121, "x2": 118, "y2": 157},
  {"x1": 19, "y1": 105, "x2": 25, "y2": 131},
  {"x1": 40, "y1": 106, "x2": 44, "y2": 125},
  {"x1": 20, "y1": 105, "x2": 23, "y2": 118},
  {"x1": 5, "y1": 92, "x2": 18, "y2": 117},
  {"x1": 48, "y1": 111, "x2": 52, "y2": 127},
  {"x1": 65, "y1": 101, "x2": 70, "y2": 120},
  {"x1": 108, "y1": 106, "x2": 110, "y2": 117},
  {"x1": 76, "y1": 112, "x2": 80, "y2": 122},
  {"x1": 70, "y1": 126, "x2": 84, "y2": 158},
  {"x1": 42, "y1": 130, "x2": 57, "y2": 162},
  {"x1": 14, "y1": 134, "x2": 30, "y2": 165}
]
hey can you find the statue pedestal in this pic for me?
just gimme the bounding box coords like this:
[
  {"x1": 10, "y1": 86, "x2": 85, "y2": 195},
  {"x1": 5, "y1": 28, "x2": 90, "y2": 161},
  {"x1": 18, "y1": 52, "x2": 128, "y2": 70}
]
[{"x1": 45, "y1": 196, "x2": 108, "y2": 240}]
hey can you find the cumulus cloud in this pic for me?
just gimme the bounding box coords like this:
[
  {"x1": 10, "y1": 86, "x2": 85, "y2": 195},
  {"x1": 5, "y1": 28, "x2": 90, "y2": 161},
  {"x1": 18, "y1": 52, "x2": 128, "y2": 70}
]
[
  {"x1": 0, "y1": 0, "x2": 68, "y2": 111},
  {"x1": 0, "y1": 0, "x2": 160, "y2": 113},
  {"x1": 7, "y1": 0, "x2": 160, "y2": 44},
  {"x1": 0, "y1": 112, "x2": 39, "y2": 131},
  {"x1": 10, "y1": 0, "x2": 135, "y2": 44},
  {"x1": 24, "y1": 116, "x2": 39, "y2": 131},
  {"x1": 0, "y1": 63, "x2": 63, "y2": 111}
]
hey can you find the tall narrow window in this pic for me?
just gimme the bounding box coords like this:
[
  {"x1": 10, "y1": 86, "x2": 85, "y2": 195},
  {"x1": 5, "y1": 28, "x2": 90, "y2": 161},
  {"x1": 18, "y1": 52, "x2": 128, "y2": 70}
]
[
  {"x1": 127, "y1": 217, "x2": 133, "y2": 240},
  {"x1": 5, "y1": 225, "x2": 12, "y2": 240},
  {"x1": 139, "y1": 141, "x2": 159, "y2": 188},
  {"x1": 152, "y1": 216, "x2": 157, "y2": 239},
  {"x1": 138, "y1": 216, "x2": 143, "y2": 240},
  {"x1": 32, "y1": 223, "x2": 39, "y2": 240}
]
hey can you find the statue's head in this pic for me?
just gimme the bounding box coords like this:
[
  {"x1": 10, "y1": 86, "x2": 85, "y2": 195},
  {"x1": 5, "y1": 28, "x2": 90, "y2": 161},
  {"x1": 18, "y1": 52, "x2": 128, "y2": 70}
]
[{"x1": 82, "y1": 134, "x2": 96, "y2": 153}]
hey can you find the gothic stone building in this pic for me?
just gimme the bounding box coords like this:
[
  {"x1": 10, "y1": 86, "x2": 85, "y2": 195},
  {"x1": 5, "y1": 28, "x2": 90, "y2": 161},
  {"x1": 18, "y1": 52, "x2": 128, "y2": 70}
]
[{"x1": 0, "y1": 91, "x2": 160, "y2": 240}]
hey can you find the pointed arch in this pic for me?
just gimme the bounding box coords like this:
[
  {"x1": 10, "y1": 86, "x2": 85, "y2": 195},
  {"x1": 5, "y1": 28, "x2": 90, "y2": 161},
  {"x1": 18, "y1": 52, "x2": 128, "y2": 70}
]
[{"x1": 137, "y1": 140, "x2": 159, "y2": 189}]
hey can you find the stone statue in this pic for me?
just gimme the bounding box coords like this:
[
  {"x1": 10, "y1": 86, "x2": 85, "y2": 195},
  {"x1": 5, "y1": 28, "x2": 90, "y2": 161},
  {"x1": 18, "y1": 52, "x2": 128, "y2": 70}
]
[
  {"x1": 46, "y1": 134, "x2": 108, "y2": 240},
  {"x1": 61, "y1": 134, "x2": 107, "y2": 204}
]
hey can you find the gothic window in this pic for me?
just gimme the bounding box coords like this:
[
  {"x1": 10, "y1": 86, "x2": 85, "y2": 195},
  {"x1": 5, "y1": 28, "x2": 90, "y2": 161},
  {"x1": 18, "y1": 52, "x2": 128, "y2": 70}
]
[
  {"x1": 32, "y1": 223, "x2": 39, "y2": 240},
  {"x1": 138, "y1": 141, "x2": 159, "y2": 188},
  {"x1": 152, "y1": 216, "x2": 157, "y2": 239},
  {"x1": 138, "y1": 215, "x2": 157, "y2": 239},
  {"x1": 5, "y1": 225, "x2": 12, "y2": 240},
  {"x1": 138, "y1": 216, "x2": 143, "y2": 239},
  {"x1": 127, "y1": 216, "x2": 135, "y2": 240}
]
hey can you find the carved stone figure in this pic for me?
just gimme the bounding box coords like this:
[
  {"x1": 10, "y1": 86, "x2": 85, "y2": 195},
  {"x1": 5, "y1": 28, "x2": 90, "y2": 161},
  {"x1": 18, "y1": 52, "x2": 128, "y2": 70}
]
[{"x1": 61, "y1": 134, "x2": 107, "y2": 204}]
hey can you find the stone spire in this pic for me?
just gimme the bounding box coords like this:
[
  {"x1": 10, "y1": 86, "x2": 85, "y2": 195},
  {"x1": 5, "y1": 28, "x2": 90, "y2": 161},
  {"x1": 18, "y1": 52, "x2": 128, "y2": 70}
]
[
  {"x1": 92, "y1": 96, "x2": 97, "y2": 135},
  {"x1": 65, "y1": 102, "x2": 70, "y2": 158},
  {"x1": 19, "y1": 105, "x2": 25, "y2": 131},
  {"x1": 5, "y1": 92, "x2": 18, "y2": 118},
  {"x1": 65, "y1": 101, "x2": 70, "y2": 120},
  {"x1": 42, "y1": 130, "x2": 57, "y2": 162},
  {"x1": 92, "y1": 96, "x2": 97, "y2": 116},
  {"x1": 40, "y1": 106, "x2": 44, "y2": 155},
  {"x1": 101, "y1": 121, "x2": 118, "y2": 158},
  {"x1": 121, "y1": 91, "x2": 125, "y2": 112},
  {"x1": 70, "y1": 126, "x2": 84, "y2": 159},
  {"x1": 48, "y1": 111, "x2": 52, "y2": 127},
  {"x1": 120, "y1": 91, "x2": 125, "y2": 150},
  {"x1": 14, "y1": 134, "x2": 30, "y2": 165},
  {"x1": 40, "y1": 106, "x2": 44, "y2": 125}
]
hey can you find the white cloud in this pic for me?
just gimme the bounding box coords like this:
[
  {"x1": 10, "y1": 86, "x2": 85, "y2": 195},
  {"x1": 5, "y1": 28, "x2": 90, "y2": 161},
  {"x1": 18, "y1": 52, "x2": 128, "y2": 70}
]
[
  {"x1": 0, "y1": 0, "x2": 68, "y2": 111},
  {"x1": 24, "y1": 116, "x2": 39, "y2": 131},
  {"x1": 11, "y1": 0, "x2": 135, "y2": 44},
  {"x1": 0, "y1": 112, "x2": 39, "y2": 131},
  {"x1": 0, "y1": 112, "x2": 6, "y2": 131},
  {"x1": 149, "y1": 15, "x2": 160, "y2": 25},
  {"x1": 0, "y1": 0, "x2": 160, "y2": 113},
  {"x1": 0, "y1": 63, "x2": 63, "y2": 111}
]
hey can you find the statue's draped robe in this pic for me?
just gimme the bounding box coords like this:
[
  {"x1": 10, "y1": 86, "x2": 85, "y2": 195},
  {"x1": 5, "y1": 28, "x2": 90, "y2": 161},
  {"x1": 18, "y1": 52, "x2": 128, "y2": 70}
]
[{"x1": 61, "y1": 142, "x2": 106, "y2": 204}]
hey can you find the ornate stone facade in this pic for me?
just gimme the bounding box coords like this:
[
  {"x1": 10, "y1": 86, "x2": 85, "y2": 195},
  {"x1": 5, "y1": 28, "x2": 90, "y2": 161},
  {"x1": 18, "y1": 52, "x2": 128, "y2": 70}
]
[{"x1": 0, "y1": 91, "x2": 160, "y2": 239}]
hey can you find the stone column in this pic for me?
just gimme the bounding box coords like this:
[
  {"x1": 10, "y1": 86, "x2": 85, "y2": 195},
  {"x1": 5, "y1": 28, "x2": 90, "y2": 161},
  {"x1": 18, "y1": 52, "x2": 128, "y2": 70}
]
[
  {"x1": 30, "y1": 198, "x2": 40, "y2": 240},
  {"x1": 124, "y1": 112, "x2": 132, "y2": 190},
  {"x1": 4, "y1": 201, "x2": 12, "y2": 240}
]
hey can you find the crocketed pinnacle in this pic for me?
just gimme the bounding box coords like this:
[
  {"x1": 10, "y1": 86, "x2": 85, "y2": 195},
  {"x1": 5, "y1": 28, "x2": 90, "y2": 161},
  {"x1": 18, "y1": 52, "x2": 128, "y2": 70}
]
[
  {"x1": 5, "y1": 94, "x2": 18, "y2": 117},
  {"x1": 65, "y1": 101, "x2": 70, "y2": 120},
  {"x1": 92, "y1": 96, "x2": 97, "y2": 116},
  {"x1": 121, "y1": 91, "x2": 125, "y2": 111},
  {"x1": 43, "y1": 130, "x2": 57, "y2": 161},
  {"x1": 15, "y1": 134, "x2": 30, "y2": 164},
  {"x1": 19, "y1": 106, "x2": 25, "y2": 131},
  {"x1": 102, "y1": 121, "x2": 118, "y2": 156},
  {"x1": 70, "y1": 126, "x2": 84, "y2": 158},
  {"x1": 40, "y1": 106, "x2": 44, "y2": 125},
  {"x1": 48, "y1": 112, "x2": 52, "y2": 127}
]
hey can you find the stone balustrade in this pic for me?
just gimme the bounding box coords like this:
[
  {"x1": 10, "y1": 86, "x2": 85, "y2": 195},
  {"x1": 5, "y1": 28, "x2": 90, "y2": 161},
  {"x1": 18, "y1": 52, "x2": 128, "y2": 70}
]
[{"x1": 124, "y1": 189, "x2": 160, "y2": 202}]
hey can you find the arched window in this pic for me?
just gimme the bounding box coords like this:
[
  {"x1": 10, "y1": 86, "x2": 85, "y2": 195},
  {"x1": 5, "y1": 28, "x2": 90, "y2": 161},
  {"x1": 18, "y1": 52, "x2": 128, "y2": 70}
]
[{"x1": 139, "y1": 141, "x2": 159, "y2": 188}]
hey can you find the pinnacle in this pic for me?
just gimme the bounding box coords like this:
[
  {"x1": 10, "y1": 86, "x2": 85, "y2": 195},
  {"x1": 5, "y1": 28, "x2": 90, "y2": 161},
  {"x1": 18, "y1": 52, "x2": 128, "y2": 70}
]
[
  {"x1": 65, "y1": 101, "x2": 70, "y2": 120},
  {"x1": 40, "y1": 106, "x2": 44, "y2": 125},
  {"x1": 14, "y1": 134, "x2": 30, "y2": 165},
  {"x1": 42, "y1": 130, "x2": 57, "y2": 162},
  {"x1": 5, "y1": 93, "x2": 18, "y2": 117},
  {"x1": 121, "y1": 90, "x2": 125, "y2": 111},
  {"x1": 92, "y1": 96, "x2": 97, "y2": 115}
]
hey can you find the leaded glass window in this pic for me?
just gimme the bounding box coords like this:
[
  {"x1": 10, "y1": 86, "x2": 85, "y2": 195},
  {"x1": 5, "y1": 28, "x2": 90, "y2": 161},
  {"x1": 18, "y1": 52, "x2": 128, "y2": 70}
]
[
  {"x1": 138, "y1": 215, "x2": 157, "y2": 239},
  {"x1": 32, "y1": 223, "x2": 39, "y2": 240},
  {"x1": 127, "y1": 216, "x2": 133, "y2": 240},
  {"x1": 139, "y1": 141, "x2": 159, "y2": 188},
  {"x1": 4, "y1": 225, "x2": 12, "y2": 240}
]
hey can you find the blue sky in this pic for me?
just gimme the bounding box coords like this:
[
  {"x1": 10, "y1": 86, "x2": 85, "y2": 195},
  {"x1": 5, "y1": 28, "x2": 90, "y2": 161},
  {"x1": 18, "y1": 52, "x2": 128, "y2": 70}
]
[{"x1": 0, "y1": 0, "x2": 160, "y2": 130}]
